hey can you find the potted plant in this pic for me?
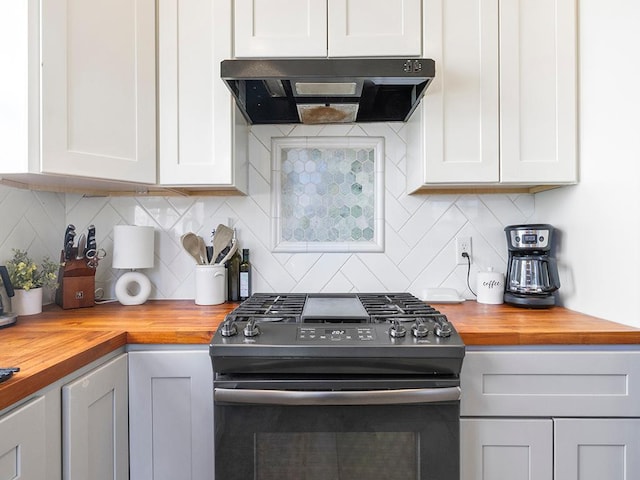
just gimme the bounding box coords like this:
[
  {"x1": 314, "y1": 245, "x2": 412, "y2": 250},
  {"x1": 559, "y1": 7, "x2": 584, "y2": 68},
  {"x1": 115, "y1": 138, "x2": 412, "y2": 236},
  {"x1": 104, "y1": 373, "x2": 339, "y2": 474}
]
[{"x1": 5, "y1": 249, "x2": 60, "y2": 315}]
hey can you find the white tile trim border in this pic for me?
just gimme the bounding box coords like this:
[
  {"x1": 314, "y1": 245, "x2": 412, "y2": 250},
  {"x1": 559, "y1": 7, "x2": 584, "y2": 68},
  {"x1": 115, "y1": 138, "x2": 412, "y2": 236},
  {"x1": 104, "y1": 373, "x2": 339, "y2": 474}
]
[{"x1": 271, "y1": 136, "x2": 385, "y2": 253}]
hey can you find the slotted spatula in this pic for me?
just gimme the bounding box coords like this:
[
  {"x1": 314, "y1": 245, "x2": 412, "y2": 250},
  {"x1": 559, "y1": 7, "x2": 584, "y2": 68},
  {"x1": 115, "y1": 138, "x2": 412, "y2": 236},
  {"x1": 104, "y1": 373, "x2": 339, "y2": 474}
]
[{"x1": 211, "y1": 224, "x2": 234, "y2": 264}]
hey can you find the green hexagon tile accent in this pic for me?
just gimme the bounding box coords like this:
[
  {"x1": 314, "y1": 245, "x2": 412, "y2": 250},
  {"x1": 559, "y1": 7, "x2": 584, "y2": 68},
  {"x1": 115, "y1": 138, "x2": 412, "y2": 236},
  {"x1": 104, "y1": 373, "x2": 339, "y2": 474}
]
[{"x1": 272, "y1": 137, "x2": 384, "y2": 252}]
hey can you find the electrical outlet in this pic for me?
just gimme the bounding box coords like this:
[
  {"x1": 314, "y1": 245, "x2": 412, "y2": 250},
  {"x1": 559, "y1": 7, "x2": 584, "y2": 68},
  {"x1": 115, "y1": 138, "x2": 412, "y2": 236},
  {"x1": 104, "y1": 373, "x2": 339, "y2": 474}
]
[{"x1": 456, "y1": 236, "x2": 472, "y2": 265}]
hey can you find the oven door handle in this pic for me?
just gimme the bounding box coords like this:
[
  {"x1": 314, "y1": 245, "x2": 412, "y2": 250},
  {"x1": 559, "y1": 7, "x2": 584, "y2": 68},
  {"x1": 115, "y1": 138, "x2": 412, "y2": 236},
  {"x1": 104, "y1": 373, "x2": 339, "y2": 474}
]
[{"x1": 214, "y1": 386, "x2": 461, "y2": 406}]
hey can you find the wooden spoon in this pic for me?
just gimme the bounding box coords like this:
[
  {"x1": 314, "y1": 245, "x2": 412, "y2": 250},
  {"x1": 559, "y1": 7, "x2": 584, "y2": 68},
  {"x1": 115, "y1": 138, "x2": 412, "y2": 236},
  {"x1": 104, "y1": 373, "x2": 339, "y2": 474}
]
[
  {"x1": 181, "y1": 232, "x2": 203, "y2": 264},
  {"x1": 197, "y1": 235, "x2": 208, "y2": 265}
]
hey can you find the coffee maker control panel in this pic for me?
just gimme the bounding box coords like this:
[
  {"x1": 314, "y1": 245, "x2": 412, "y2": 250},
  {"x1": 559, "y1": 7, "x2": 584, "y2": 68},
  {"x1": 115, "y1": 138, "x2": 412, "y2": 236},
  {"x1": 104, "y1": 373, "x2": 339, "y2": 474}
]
[{"x1": 508, "y1": 227, "x2": 551, "y2": 250}]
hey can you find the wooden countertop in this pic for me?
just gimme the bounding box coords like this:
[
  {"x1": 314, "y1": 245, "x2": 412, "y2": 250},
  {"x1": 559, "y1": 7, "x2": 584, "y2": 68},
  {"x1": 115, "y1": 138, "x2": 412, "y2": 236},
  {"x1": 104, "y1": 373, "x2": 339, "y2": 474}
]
[
  {"x1": 438, "y1": 301, "x2": 640, "y2": 345},
  {"x1": 1, "y1": 299, "x2": 639, "y2": 411}
]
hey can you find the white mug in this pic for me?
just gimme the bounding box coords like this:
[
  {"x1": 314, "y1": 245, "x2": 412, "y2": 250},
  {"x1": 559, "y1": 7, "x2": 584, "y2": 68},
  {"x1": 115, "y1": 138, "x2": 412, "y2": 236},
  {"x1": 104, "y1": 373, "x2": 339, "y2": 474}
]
[
  {"x1": 476, "y1": 267, "x2": 504, "y2": 305},
  {"x1": 195, "y1": 265, "x2": 227, "y2": 305}
]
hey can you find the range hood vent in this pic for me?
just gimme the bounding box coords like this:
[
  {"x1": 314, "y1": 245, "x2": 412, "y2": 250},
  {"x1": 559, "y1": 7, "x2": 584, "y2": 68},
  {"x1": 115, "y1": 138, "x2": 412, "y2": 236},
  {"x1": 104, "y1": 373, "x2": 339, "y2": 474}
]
[{"x1": 221, "y1": 58, "x2": 435, "y2": 125}]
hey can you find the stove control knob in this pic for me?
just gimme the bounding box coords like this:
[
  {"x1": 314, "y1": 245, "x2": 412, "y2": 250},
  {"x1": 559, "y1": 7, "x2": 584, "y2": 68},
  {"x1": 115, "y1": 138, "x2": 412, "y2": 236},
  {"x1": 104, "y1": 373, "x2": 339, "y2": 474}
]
[
  {"x1": 411, "y1": 321, "x2": 429, "y2": 338},
  {"x1": 389, "y1": 320, "x2": 407, "y2": 338},
  {"x1": 220, "y1": 320, "x2": 238, "y2": 337},
  {"x1": 434, "y1": 321, "x2": 452, "y2": 338},
  {"x1": 243, "y1": 319, "x2": 261, "y2": 337}
]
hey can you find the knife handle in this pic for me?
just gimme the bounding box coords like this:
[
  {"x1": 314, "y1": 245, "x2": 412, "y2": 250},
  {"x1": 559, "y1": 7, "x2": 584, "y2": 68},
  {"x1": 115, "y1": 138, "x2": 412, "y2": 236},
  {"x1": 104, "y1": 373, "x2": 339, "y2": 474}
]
[
  {"x1": 64, "y1": 224, "x2": 76, "y2": 260},
  {"x1": 86, "y1": 224, "x2": 97, "y2": 253},
  {"x1": 65, "y1": 240, "x2": 74, "y2": 261}
]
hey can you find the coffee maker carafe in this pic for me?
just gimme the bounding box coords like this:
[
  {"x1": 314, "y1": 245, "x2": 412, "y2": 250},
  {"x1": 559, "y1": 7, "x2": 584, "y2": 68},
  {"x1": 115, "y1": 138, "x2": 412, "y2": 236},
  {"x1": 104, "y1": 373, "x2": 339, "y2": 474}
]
[{"x1": 504, "y1": 224, "x2": 560, "y2": 308}]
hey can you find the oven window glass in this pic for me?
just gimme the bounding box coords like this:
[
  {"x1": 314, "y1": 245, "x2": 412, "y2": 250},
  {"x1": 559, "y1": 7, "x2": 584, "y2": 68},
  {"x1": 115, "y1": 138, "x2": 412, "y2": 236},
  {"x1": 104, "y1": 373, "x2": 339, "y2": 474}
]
[
  {"x1": 255, "y1": 432, "x2": 417, "y2": 480},
  {"x1": 215, "y1": 401, "x2": 459, "y2": 480}
]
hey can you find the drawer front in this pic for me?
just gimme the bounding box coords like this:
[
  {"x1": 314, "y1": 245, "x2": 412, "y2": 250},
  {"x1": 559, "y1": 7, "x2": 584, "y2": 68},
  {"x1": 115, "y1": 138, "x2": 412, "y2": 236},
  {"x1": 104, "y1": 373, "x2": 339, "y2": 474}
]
[{"x1": 461, "y1": 349, "x2": 640, "y2": 417}]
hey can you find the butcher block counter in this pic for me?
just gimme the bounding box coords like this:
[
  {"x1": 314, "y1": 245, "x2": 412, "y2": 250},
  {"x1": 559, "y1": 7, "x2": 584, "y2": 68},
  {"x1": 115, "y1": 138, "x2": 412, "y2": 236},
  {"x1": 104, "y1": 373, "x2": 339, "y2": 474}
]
[{"x1": 1, "y1": 300, "x2": 640, "y2": 411}]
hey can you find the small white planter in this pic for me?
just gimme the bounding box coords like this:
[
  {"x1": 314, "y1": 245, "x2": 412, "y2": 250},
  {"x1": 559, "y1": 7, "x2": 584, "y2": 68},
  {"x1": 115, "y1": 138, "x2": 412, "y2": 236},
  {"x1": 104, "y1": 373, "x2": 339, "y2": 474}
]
[{"x1": 12, "y1": 287, "x2": 43, "y2": 316}]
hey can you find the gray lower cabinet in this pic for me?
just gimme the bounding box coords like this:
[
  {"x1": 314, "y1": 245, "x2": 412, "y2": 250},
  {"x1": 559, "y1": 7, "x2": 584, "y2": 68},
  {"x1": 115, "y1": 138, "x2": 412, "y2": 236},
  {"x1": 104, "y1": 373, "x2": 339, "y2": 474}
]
[
  {"x1": 461, "y1": 418, "x2": 553, "y2": 480},
  {"x1": 0, "y1": 350, "x2": 125, "y2": 480},
  {"x1": 0, "y1": 396, "x2": 47, "y2": 480},
  {"x1": 554, "y1": 418, "x2": 640, "y2": 480},
  {"x1": 128, "y1": 348, "x2": 214, "y2": 480},
  {"x1": 460, "y1": 347, "x2": 640, "y2": 480},
  {"x1": 62, "y1": 353, "x2": 129, "y2": 480}
]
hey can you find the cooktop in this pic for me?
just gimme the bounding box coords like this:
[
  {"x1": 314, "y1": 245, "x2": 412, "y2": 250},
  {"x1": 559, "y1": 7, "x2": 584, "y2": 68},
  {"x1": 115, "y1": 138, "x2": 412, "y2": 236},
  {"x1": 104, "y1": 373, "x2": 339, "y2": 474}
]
[{"x1": 210, "y1": 293, "x2": 465, "y2": 376}]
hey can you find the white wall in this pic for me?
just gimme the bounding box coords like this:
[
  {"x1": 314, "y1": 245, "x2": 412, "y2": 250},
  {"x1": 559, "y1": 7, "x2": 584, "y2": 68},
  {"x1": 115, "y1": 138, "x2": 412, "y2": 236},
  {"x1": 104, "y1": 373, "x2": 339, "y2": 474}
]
[{"x1": 534, "y1": 0, "x2": 640, "y2": 327}]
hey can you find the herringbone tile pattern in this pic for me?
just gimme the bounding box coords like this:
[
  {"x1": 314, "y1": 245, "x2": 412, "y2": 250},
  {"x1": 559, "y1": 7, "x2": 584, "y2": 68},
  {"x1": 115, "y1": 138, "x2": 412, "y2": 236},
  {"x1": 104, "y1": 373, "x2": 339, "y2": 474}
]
[{"x1": 0, "y1": 123, "x2": 534, "y2": 302}]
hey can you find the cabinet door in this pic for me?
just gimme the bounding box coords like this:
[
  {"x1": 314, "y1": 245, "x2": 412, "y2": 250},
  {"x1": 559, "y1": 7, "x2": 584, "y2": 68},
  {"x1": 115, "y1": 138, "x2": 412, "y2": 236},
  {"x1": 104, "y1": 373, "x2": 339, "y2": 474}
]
[
  {"x1": 328, "y1": 0, "x2": 422, "y2": 56},
  {"x1": 62, "y1": 354, "x2": 128, "y2": 480},
  {"x1": 0, "y1": 396, "x2": 46, "y2": 480},
  {"x1": 128, "y1": 349, "x2": 214, "y2": 480},
  {"x1": 499, "y1": 0, "x2": 577, "y2": 183},
  {"x1": 158, "y1": 0, "x2": 248, "y2": 190},
  {"x1": 234, "y1": 0, "x2": 327, "y2": 57},
  {"x1": 554, "y1": 419, "x2": 640, "y2": 480},
  {"x1": 461, "y1": 418, "x2": 553, "y2": 480},
  {"x1": 0, "y1": 0, "x2": 38, "y2": 174},
  {"x1": 41, "y1": 0, "x2": 156, "y2": 184},
  {"x1": 406, "y1": 0, "x2": 499, "y2": 190}
]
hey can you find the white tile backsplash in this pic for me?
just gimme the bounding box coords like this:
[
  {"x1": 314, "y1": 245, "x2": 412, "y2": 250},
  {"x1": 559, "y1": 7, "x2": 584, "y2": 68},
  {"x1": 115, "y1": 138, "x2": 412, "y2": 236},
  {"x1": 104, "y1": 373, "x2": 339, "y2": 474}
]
[{"x1": 0, "y1": 123, "x2": 534, "y2": 302}]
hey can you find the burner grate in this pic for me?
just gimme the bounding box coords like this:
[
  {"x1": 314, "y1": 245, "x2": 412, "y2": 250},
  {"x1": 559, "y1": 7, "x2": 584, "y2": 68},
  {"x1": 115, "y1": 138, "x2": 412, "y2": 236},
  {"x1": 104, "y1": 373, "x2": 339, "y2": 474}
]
[
  {"x1": 225, "y1": 292, "x2": 446, "y2": 325},
  {"x1": 359, "y1": 293, "x2": 439, "y2": 317},
  {"x1": 227, "y1": 293, "x2": 307, "y2": 321}
]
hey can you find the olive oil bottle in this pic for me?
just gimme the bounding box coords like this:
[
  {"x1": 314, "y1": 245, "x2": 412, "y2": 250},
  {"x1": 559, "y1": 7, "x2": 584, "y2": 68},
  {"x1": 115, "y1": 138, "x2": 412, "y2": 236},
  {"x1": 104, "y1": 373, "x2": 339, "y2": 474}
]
[
  {"x1": 226, "y1": 247, "x2": 241, "y2": 302},
  {"x1": 239, "y1": 249, "x2": 251, "y2": 300}
]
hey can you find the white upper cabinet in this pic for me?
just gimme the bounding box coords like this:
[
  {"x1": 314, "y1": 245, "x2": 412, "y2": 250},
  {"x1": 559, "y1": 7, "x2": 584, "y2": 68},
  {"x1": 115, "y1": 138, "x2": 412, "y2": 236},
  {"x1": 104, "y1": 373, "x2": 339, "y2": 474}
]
[
  {"x1": 499, "y1": 0, "x2": 577, "y2": 184},
  {"x1": 2, "y1": 0, "x2": 248, "y2": 193},
  {"x1": 407, "y1": 0, "x2": 499, "y2": 187},
  {"x1": 157, "y1": 0, "x2": 248, "y2": 190},
  {"x1": 0, "y1": 1, "x2": 36, "y2": 177},
  {"x1": 234, "y1": 0, "x2": 327, "y2": 57},
  {"x1": 407, "y1": 0, "x2": 577, "y2": 191},
  {"x1": 0, "y1": 0, "x2": 156, "y2": 187},
  {"x1": 41, "y1": 0, "x2": 156, "y2": 184},
  {"x1": 327, "y1": 0, "x2": 422, "y2": 57},
  {"x1": 234, "y1": 0, "x2": 422, "y2": 58}
]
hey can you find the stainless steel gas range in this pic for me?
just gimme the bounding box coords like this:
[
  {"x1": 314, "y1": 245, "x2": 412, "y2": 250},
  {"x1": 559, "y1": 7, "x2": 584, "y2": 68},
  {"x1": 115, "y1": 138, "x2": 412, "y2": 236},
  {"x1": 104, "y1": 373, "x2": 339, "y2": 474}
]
[{"x1": 210, "y1": 292, "x2": 465, "y2": 480}]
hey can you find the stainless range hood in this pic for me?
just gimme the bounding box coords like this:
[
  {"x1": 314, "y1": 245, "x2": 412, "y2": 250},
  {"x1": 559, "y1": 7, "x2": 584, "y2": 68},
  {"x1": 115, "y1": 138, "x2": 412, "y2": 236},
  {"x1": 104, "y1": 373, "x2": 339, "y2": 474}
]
[{"x1": 220, "y1": 58, "x2": 435, "y2": 125}]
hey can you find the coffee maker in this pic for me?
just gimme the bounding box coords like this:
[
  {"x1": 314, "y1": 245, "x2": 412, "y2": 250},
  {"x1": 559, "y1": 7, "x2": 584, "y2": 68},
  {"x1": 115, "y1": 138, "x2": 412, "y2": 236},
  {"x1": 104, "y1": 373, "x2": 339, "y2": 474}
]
[
  {"x1": 0, "y1": 265, "x2": 17, "y2": 328},
  {"x1": 504, "y1": 224, "x2": 560, "y2": 308}
]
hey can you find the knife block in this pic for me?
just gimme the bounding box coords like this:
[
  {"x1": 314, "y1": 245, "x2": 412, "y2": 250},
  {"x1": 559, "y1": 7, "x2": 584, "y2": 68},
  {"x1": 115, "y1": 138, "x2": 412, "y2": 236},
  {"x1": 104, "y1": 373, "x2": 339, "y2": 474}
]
[{"x1": 55, "y1": 249, "x2": 95, "y2": 309}]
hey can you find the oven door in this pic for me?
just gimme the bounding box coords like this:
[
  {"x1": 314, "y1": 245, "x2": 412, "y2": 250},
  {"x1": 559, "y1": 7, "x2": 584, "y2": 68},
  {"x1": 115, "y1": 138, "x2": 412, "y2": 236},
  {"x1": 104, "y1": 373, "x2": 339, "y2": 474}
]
[{"x1": 214, "y1": 378, "x2": 460, "y2": 480}]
